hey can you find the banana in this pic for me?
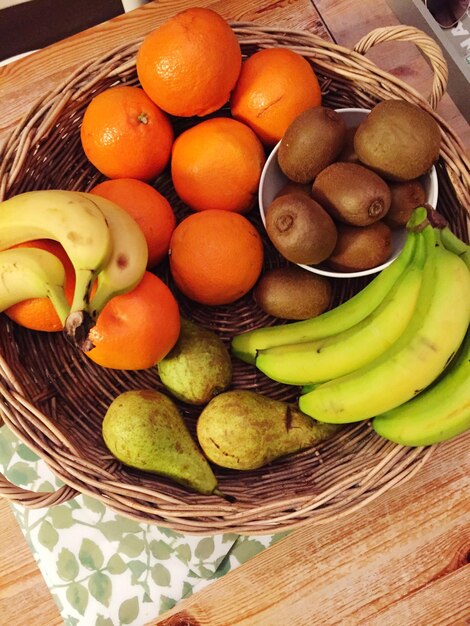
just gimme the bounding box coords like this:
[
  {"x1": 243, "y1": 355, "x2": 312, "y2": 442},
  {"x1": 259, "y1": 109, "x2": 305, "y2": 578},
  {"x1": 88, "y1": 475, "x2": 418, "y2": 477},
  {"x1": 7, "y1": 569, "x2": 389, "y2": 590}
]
[
  {"x1": 299, "y1": 227, "x2": 470, "y2": 423},
  {"x1": 0, "y1": 190, "x2": 112, "y2": 318},
  {"x1": 255, "y1": 233, "x2": 426, "y2": 385},
  {"x1": 81, "y1": 193, "x2": 148, "y2": 320},
  {"x1": 0, "y1": 247, "x2": 70, "y2": 324},
  {"x1": 231, "y1": 230, "x2": 417, "y2": 365},
  {"x1": 372, "y1": 330, "x2": 470, "y2": 446},
  {"x1": 439, "y1": 225, "x2": 469, "y2": 256}
]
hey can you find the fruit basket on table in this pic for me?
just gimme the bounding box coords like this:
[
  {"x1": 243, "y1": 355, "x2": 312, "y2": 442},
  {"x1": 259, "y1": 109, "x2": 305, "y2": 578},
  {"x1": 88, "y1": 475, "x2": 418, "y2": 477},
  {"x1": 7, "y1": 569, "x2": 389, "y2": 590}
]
[{"x1": 0, "y1": 23, "x2": 468, "y2": 535}]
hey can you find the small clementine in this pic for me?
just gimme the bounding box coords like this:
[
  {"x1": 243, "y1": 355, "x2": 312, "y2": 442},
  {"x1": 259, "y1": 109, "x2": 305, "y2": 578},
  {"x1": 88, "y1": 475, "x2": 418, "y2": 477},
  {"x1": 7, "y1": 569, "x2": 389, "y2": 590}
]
[
  {"x1": 136, "y1": 7, "x2": 242, "y2": 117},
  {"x1": 171, "y1": 117, "x2": 266, "y2": 213},
  {"x1": 230, "y1": 47, "x2": 322, "y2": 146},
  {"x1": 5, "y1": 240, "x2": 75, "y2": 332},
  {"x1": 80, "y1": 85, "x2": 174, "y2": 181},
  {"x1": 89, "y1": 178, "x2": 176, "y2": 268},
  {"x1": 86, "y1": 271, "x2": 180, "y2": 370},
  {"x1": 169, "y1": 210, "x2": 264, "y2": 306}
]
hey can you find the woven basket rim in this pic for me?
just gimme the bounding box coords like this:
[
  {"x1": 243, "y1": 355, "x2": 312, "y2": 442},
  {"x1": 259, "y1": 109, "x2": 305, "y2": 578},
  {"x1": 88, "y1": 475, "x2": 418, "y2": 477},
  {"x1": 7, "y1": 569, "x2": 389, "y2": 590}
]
[{"x1": 0, "y1": 23, "x2": 468, "y2": 534}]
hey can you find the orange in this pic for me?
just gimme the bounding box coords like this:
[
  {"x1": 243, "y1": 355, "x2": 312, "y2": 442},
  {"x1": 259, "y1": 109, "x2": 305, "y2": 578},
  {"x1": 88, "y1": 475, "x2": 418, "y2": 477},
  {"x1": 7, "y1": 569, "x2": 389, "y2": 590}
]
[
  {"x1": 230, "y1": 47, "x2": 322, "y2": 146},
  {"x1": 136, "y1": 7, "x2": 242, "y2": 117},
  {"x1": 171, "y1": 117, "x2": 266, "y2": 213},
  {"x1": 5, "y1": 240, "x2": 75, "y2": 332},
  {"x1": 169, "y1": 210, "x2": 264, "y2": 306},
  {"x1": 89, "y1": 178, "x2": 176, "y2": 268},
  {"x1": 86, "y1": 271, "x2": 180, "y2": 370},
  {"x1": 80, "y1": 85, "x2": 174, "y2": 181}
]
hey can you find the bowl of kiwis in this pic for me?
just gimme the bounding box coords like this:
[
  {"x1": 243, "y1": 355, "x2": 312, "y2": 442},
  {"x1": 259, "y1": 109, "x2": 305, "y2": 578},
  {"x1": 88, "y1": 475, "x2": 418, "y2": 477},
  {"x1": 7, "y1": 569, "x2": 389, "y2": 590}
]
[{"x1": 259, "y1": 104, "x2": 439, "y2": 278}]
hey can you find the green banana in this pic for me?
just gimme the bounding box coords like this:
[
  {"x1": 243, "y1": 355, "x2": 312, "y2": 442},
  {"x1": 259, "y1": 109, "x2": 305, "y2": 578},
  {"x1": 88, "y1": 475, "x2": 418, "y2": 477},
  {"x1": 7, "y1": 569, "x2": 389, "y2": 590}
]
[
  {"x1": 299, "y1": 226, "x2": 470, "y2": 423},
  {"x1": 0, "y1": 247, "x2": 70, "y2": 324},
  {"x1": 255, "y1": 233, "x2": 426, "y2": 386},
  {"x1": 231, "y1": 231, "x2": 417, "y2": 364},
  {"x1": 83, "y1": 193, "x2": 148, "y2": 320},
  {"x1": 421, "y1": 205, "x2": 470, "y2": 261},
  {"x1": 0, "y1": 190, "x2": 112, "y2": 318},
  {"x1": 439, "y1": 225, "x2": 469, "y2": 258},
  {"x1": 372, "y1": 329, "x2": 470, "y2": 446}
]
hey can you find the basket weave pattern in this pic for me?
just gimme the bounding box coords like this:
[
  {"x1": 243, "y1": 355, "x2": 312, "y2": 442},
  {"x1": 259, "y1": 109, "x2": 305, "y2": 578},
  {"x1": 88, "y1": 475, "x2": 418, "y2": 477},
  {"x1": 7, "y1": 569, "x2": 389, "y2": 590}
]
[{"x1": 0, "y1": 25, "x2": 468, "y2": 534}]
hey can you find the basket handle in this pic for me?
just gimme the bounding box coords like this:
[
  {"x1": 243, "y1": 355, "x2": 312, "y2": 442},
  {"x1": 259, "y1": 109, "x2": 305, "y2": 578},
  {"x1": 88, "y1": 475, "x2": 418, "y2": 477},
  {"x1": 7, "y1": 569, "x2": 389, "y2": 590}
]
[
  {"x1": 0, "y1": 472, "x2": 77, "y2": 507},
  {"x1": 353, "y1": 25, "x2": 448, "y2": 109}
]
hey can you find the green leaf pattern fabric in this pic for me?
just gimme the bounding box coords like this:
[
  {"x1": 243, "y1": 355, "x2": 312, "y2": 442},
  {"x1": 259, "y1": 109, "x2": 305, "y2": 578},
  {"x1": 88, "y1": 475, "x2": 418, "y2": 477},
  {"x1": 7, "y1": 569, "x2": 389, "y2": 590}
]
[{"x1": 0, "y1": 425, "x2": 286, "y2": 625}]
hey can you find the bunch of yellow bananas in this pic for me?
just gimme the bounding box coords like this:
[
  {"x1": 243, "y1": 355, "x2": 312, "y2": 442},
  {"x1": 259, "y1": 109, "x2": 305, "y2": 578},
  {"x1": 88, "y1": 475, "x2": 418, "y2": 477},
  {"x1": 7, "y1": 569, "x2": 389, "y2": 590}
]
[
  {"x1": 0, "y1": 189, "x2": 148, "y2": 347},
  {"x1": 232, "y1": 207, "x2": 470, "y2": 447}
]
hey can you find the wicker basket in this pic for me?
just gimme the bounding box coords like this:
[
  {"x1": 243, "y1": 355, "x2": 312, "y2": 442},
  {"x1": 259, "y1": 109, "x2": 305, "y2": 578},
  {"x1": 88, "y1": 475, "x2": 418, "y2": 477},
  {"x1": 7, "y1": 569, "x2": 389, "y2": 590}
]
[{"x1": 0, "y1": 24, "x2": 468, "y2": 535}]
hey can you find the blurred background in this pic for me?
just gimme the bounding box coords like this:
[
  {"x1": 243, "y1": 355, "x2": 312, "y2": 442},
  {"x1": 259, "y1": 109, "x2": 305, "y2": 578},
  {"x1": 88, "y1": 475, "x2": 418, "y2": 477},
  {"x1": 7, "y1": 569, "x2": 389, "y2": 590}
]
[{"x1": 0, "y1": 0, "x2": 149, "y2": 63}]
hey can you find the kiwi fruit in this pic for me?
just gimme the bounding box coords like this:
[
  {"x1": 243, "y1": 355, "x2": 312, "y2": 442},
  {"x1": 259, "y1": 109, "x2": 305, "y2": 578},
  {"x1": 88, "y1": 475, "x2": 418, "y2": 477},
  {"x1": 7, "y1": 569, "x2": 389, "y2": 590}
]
[
  {"x1": 384, "y1": 179, "x2": 427, "y2": 229},
  {"x1": 254, "y1": 265, "x2": 332, "y2": 320},
  {"x1": 337, "y1": 126, "x2": 359, "y2": 163},
  {"x1": 277, "y1": 106, "x2": 347, "y2": 184},
  {"x1": 326, "y1": 221, "x2": 392, "y2": 272},
  {"x1": 265, "y1": 192, "x2": 338, "y2": 265},
  {"x1": 311, "y1": 162, "x2": 391, "y2": 226},
  {"x1": 274, "y1": 181, "x2": 312, "y2": 199},
  {"x1": 354, "y1": 100, "x2": 441, "y2": 181}
]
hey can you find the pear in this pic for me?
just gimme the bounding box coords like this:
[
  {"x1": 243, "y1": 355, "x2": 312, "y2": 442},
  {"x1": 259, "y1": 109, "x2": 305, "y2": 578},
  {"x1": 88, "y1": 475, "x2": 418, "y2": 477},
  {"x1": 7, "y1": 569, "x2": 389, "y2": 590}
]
[
  {"x1": 197, "y1": 390, "x2": 340, "y2": 470},
  {"x1": 102, "y1": 389, "x2": 218, "y2": 495},
  {"x1": 157, "y1": 318, "x2": 232, "y2": 405}
]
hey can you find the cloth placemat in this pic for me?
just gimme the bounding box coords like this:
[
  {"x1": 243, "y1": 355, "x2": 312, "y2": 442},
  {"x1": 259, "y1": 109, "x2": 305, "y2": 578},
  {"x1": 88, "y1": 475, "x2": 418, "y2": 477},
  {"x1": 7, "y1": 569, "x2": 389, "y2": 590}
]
[{"x1": 0, "y1": 425, "x2": 287, "y2": 625}]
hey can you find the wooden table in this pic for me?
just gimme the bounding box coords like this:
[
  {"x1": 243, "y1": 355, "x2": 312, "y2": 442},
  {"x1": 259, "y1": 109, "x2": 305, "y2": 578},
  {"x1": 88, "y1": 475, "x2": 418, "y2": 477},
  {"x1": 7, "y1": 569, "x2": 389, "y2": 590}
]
[{"x1": 0, "y1": 2, "x2": 469, "y2": 625}]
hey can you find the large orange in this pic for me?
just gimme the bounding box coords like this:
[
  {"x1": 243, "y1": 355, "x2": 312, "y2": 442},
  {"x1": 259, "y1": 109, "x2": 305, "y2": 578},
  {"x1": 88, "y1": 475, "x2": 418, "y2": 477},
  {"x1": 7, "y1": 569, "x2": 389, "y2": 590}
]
[
  {"x1": 230, "y1": 47, "x2": 322, "y2": 146},
  {"x1": 171, "y1": 117, "x2": 266, "y2": 213},
  {"x1": 86, "y1": 272, "x2": 180, "y2": 370},
  {"x1": 169, "y1": 210, "x2": 264, "y2": 306},
  {"x1": 80, "y1": 86, "x2": 174, "y2": 181},
  {"x1": 89, "y1": 178, "x2": 176, "y2": 268},
  {"x1": 5, "y1": 240, "x2": 75, "y2": 332},
  {"x1": 136, "y1": 7, "x2": 242, "y2": 117}
]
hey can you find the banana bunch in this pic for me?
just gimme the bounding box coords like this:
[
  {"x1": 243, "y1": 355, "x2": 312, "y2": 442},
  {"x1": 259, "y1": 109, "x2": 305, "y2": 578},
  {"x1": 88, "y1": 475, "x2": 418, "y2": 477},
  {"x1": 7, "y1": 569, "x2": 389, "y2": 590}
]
[
  {"x1": 0, "y1": 189, "x2": 148, "y2": 348},
  {"x1": 231, "y1": 206, "x2": 470, "y2": 446}
]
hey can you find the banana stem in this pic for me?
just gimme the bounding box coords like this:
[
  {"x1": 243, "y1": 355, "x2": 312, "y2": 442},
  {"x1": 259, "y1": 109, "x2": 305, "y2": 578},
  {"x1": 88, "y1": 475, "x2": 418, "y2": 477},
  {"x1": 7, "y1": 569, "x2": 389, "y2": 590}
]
[
  {"x1": 407, "y1": 206, "x2": 469, "y2": 267},
  {"x1": 63, "y1": 310, "x2": 96, "y2": 352},
  {"x1": 47, "y1": 287, "x2": 71, "y2": 327},
  {"x1": 440, "y1": 226, "x2": 470, "y2": 257},
  {"x1": 71, "y1": 269, "x2": 95, "y2": 313}
]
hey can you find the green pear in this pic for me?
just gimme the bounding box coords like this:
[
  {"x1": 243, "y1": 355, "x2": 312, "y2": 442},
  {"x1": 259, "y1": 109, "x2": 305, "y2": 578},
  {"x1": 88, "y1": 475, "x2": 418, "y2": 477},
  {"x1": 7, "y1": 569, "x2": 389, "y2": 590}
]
[
  {"x1": 102, "y1": 389, "x2": 218, "y2": 495},
  {"x1": 197, "y1": 390, "x2": 340, "y2": 470},
  {"x1": 157, "y1": 318, "x2": 232, "y2": 405}
]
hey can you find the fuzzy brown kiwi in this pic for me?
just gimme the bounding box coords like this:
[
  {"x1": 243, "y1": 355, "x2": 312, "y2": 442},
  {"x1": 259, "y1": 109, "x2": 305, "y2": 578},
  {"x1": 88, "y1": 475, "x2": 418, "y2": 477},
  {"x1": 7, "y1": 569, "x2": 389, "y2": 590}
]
[
  {"x1": 265, "y1": 193, "x2": 338, "y2": 265},
  {"x1": 326, "y1": 221, "x2": 392, "y2": 272},
  {"x1": 274, "y1": 181, "x2": 312, "y2": 199},
  {"x1": 254, "y1": 265, "x2": 332, "y2": 320},
  {"x1": 277, "y1": 107, "x2": 347, "y2": 184},
  {"x1": 353, "y1": 100, "x2": 441, "y2": 181},
  {"x1": 384, "y1": 179, "x2": 427, "y2": 229},
  {"x1": 311, "y1": 162, "x2": 391, "y2": 226},
  {"x1": 337, "y1": 126, "x2": 360, "y2": 164}
]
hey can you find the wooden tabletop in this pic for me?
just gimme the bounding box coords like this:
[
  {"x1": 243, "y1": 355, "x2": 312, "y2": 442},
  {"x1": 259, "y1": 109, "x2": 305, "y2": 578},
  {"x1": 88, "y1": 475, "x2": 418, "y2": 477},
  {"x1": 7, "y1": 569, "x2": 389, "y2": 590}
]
[{"x1": 0, "y1": 1, "x2": 469, "y2": 625}]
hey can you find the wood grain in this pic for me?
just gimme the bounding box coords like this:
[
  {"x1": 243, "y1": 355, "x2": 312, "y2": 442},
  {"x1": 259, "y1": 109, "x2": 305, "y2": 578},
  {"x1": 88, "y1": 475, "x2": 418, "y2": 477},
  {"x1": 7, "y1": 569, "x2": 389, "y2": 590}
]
[
  {"x1": 154, "y1": 432, "x2": 470, "y2": 625},
  {"x1": 0, "y1": 500, "x2": 63, "y2": 625},
  {"x1": 314, "y1": 0, "x2": 470, "y2": 152},
  {"x1": 0, "y1": 0, "x2": 323, "y2": 147}
]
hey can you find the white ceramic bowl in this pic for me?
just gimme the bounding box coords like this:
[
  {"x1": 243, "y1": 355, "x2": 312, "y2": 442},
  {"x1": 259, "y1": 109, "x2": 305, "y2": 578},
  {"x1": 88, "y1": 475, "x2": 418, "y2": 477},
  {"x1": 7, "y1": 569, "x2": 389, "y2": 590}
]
[{"x1": 258, "y1": 107, "x2": 439, "y2": 279}]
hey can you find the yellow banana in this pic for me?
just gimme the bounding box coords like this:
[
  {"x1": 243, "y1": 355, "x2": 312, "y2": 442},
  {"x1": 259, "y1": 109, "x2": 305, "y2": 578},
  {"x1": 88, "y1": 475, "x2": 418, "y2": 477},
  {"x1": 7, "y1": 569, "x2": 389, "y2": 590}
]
[
  {"x1": 231, "y1": 231, "x2": 417, "y2": 364},
  {"x1": 299, "y1": 227, "x2": 470, "y2": 423},
  {"x1": 81, "y1": 193, "x2": 148, "y2": 320},
  {"x1": 256, "y1": 234, "x2": 426, "y2": 385},
  {"x1": 0, "y1": 247, "x2": 70, "y2": 324},
  {"x1": 372, "y1": 330, "x2": 470, "y2": 446},
  {"x1": 0, "y1": 190, "x2": 112, "y2": 319}
]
